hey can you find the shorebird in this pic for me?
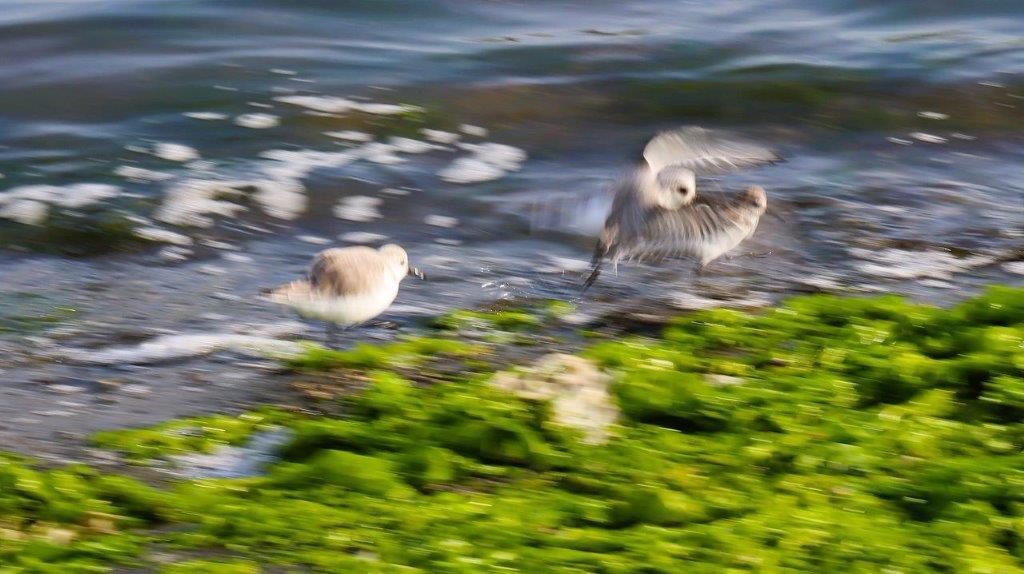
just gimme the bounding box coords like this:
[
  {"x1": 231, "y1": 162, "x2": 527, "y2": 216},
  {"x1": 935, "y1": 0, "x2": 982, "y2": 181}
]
[
  {"x1": 265, "y1": 244, "x2": 424, "y2": 346},
  {"x1": 583, "y1": 127, "x2": 780, "y2": 291}
]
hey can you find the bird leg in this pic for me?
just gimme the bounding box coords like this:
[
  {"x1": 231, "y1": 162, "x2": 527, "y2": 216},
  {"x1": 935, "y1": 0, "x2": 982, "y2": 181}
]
[
  {"x1": 325, "y1": 323, "x2": 339, "y2": 349},
  {"x1": 582, "y1": 263, "x2": 602, "y2": 293},
  {"x1": 581, "y1": 241, "x2": 607, "y2": 294}
]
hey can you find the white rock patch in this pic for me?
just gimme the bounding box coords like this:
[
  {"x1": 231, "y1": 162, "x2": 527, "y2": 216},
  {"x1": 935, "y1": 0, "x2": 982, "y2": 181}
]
[{"x1": 492, "y1": 354, "x2": 617, "y2": 445}]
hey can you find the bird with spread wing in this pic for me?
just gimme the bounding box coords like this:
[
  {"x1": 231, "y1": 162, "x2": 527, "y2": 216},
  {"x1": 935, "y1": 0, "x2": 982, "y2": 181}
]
[{"x1": 583, "y1": 126, "x2": 781, "y2": 291}]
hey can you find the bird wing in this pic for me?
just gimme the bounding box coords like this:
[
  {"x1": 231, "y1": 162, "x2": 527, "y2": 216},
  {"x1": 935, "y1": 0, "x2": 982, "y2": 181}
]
[
  {"x1": 618, "y1": 197, "x2": 752, "y2": 262},
  {"x1": 643, "y1": 126, "x2": 781, "y2": 175},
  {"x1": 308, "y1": 247, "x2": 389, "y2": 297}
]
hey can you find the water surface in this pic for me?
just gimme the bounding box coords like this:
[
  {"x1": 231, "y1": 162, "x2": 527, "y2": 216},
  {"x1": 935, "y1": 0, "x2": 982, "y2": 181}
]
[{"x1": 1, "y1": 0, "x2": 1022, "y2": 457}]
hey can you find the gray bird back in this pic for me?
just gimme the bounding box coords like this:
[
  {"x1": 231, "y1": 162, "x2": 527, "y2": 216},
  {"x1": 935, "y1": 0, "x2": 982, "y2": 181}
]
[{"x1": 309, "y1": 247, "x2": 390, "y2": 297}]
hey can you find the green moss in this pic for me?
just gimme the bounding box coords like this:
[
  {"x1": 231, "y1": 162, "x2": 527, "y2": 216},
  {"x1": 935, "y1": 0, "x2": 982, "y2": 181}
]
[
  {"x1": 161, "y1": 559, "x2": 261, "y2": 574},
  {"x1": 0, "y1": 212, "x2": 150, "y2": 257},
  {"x1": 0, "y1": 292, "x2": 78, "y2": 334},
  {"x1": 2, "y1": 287, "x2": 1023, "y2": 572},
  {"x1": 285, "y1": 336, "x2": 481, "y2": 371},
  {"x1": 0, "y1": 453, "x2": 170, "y2": 572},
  {"x1": 91, "y1": 408, "x2": 293, "y2": 462}
]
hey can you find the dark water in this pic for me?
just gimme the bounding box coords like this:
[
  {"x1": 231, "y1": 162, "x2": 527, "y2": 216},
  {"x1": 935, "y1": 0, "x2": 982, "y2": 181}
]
[{"x1": 1, "y1": 0, "x2": 1022, "y2": 457}]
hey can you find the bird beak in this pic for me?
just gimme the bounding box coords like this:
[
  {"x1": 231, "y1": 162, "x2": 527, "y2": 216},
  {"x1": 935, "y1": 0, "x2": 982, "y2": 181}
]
[
  {"x1": 766, "y1": 210, "x2": 787, "y2": 223},
  {"x1": 409, "y1": 267, "x2": 425, "y2": 280}
]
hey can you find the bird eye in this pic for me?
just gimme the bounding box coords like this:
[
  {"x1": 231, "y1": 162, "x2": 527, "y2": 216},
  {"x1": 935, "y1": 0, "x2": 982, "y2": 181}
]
[{"x1": 676, "y1": 186, "x2": 690, "y2": 195}]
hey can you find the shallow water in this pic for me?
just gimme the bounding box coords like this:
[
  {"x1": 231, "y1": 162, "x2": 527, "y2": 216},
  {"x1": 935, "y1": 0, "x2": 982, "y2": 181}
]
[{"x1": 1, "y1": 0, "x2": 1022, "y2": 457}]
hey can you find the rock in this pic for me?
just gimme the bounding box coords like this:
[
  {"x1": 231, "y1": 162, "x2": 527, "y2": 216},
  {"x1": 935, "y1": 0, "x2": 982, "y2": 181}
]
[
  {"x1": 704, "y1": 374, "x2": 744, "y2": 387},
  {"x1": 491, "y1": 354, "x2": 617, "y2": 445}
]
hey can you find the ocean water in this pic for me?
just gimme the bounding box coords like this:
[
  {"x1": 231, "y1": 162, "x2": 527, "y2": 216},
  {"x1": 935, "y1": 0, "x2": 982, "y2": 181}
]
[{"x1": 0, "y1": 0, "x2": 1022, "y2": 456}]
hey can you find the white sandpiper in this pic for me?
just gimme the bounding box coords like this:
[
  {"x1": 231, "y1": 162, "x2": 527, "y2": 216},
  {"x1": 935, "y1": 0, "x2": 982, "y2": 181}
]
[
  {"x1": 265, "y1": 244, "x2": 424, "y2": 346},
  {"x1": 584, "y1": 127, "x2": 780, "y2": 290}
]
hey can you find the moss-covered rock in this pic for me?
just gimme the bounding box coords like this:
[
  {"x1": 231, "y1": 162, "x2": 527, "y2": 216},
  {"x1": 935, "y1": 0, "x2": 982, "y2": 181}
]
[{"x1": 2, "y1": 286, "x2": 1023, "y2": 572}]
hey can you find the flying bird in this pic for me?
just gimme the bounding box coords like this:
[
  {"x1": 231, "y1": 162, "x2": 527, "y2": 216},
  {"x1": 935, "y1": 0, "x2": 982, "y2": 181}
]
[
  {"x1": 583, "y1": 127, "x2": 780, "y2": 291},
  {"x1": 265, "y1": 244, "x2": 424, "y2": 346}
]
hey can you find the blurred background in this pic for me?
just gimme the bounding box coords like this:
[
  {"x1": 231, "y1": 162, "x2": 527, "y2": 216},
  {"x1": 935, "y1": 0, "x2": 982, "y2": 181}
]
[{"x1": 0, "y1": 0, "x2": 1022, "y2": 470}]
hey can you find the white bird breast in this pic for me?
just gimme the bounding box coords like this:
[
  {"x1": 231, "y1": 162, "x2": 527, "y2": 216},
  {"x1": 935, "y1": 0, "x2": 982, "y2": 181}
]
[{"x1": 286, "y1": 284, "x2": 400, "y2": 326}]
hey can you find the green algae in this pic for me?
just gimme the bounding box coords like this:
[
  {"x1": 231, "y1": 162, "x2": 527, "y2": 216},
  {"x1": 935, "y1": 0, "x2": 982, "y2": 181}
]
[
  {"x1": 91, "y1": 409, "x2": 294, "y2": 462},
  {"x1": 2, "y1": 287, "x2": 1024, "y2": 572},
  {"x1": 0, "y1": 293, "x2": 78, "y2": 334},
  {"x1": 160, "y1": 559, "x2": 262, "y2": 573},
  {"x1": 0, "y1": 211, "x2": 151, "y2": 257},
  {"x1": 285, "y1": 336, "x2": 482, "y2": 372}
]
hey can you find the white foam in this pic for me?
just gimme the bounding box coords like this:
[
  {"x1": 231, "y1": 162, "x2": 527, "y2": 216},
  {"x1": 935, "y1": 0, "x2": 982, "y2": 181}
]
[
  {"x1": 463, "y1": 143, "x2": 527, "y2": 169},
  {"x1": 439, "y1": 142, "x2": 527, "y2": 183},
  {"x1": 420, "y1": 129, "x2": 460, "y2": 144},
  {"x1": 387, "y1": 137, "x2": 434, "y2": 154},
  {"x1": 359, "y1": 142, "x2": 404, "y2": 165},
  {"x1": 910, "y1": 132, "x2": 948, "y2": 144},
  {"x1": 235, "y1": 113, "x2": 280, "y2": 129},
  {"x1": 325, "y1": 130, "x2": 373, "y2": 142},
  {"x1": 438, "y1": 157, "x2": 505, "y2": 184},
  {"x1": 222, "y1": 252, "x2": 253, "y2": 263},
  {"x1": 0, "y1": 199, "x2": 48, "y2": 225},
  {"x1": 201, "y1": 239, "x2": 236, "y2": 250},
  {"x1": 917, "y1": 111, "x2": 949, "y2": 120},
  {"x1": 258, "y1": 148, "x2": 358, "y2": 181},
  {"x1": 154, "y1": 179, "x2": 249, "y2": 227},
  {"x1": 158, "y1": 246, "x2": 192, "y2": 262},
  {"x1": 670, "y1": 292, "x2": 770, "y2": 311},
  {"x1": 1003, "y1": 261, "x2": 1024, "y2": 275},
  {"x1": 334, "y1": 195, "x2": 382, "y2": 222},
  {"x1": 356, "y1": 102, "x2": 414, "y2": 115},
  {"x1": 297, "y1": 234, "x2": 331, "y2": 245},
  {"x1": 851, "y1": 248, "x2": 994, "y2": 279},
  {"x1": 61, "y1": 332, "x2": 303, "y2": 365},
  {"x1": 274, "y1": 95, "x2": 418, "y2": 115},
  {"x1": 134, "y1": 226, "x2": 194, "y2": 246},
  {"x1": 546, "y1": 255, "x2": 590, "y2": 273},
  {"x1": 153, "y1": 142, "x2": 200, "y2": 162},
  {"x1": 424, "y1": 214, "x2": 458, "y2": 228},
  {"x1": 460, "y1": 124, "x2": 488, "y2": 137},
  {"x1": 339, "y1": 231, "x2": 387, "y2": 244},
  {"x1": 184, "y1": 111, "x2": 228, "y2": 121},
  {"x1": 251, "y1": 179, "x2": 307, "y2": 221},
  {"x1": 270, "y1": 68, "x2": 298, "y2": 76},
  {"x1": 0, "y1": 183, "x2": 121, "y2": 215},
  {"x1": 114, "y1": 165, "x2": 174, "y2": 182}
]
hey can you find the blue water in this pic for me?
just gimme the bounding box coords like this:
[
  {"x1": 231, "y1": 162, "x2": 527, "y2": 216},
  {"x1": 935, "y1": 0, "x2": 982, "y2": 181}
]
[{"x1": 0, "y1": 0, "x2": 1022, "y2": 454}]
